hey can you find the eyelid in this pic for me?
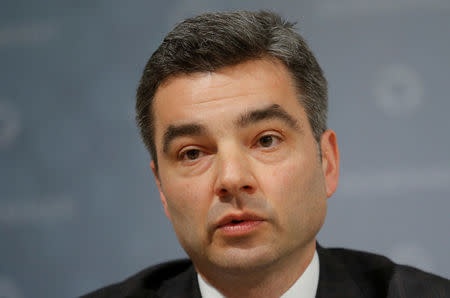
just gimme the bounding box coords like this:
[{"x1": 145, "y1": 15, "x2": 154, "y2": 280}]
[
  {"x1": 252, "y1": 130, "x2": 284, "y2": 148},
  {"x1": 177, "y1": 146, "x2": 205, "y2": 162},
  {"x1": 256, "y1": 130, "x2": 284, "y2": 139}
]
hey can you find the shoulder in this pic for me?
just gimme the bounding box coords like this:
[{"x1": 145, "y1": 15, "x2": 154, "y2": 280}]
[
  {"x1": 317, "y1": 245, "x2": 450, "y2": 297},
  {"x1": 80, "y1": 259, "x2": 196, "y2": 298},
  {"x1": 387, "y1": 264, "x2": 450, "y2": 297}
]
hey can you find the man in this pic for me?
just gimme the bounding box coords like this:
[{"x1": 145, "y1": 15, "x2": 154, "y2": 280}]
[{"x1": 83, "y1": 10, "x2": 449, "y2": 298}]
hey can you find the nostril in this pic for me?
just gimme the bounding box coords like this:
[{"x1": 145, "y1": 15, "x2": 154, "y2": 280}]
[
  {"x1": 216, "y1": 184, "x2": 254, "y2": 197},
  {"x1": 219, "y1": 188, "x2": 228, "y2": 195},
  {"x1": 240, "y1": 185, "x2": 255, "y2": 194}
]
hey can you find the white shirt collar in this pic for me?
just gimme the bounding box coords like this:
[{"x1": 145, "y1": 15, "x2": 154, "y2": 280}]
[{"x1": 197, "y1": 250, "x2": 320, "y2": 298}]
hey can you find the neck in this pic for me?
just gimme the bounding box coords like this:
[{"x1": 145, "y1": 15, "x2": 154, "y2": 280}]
[{"x1": 198, "y1": 241, "x2": 316, "y2": 298}]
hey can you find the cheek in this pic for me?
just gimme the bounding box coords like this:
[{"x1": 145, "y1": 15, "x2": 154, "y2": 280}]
[
  {"x1": 161, "y1": 176, "x2": 210, "y2": 233},
  {"x1": 262, "y1": 164, "x2": 302, "y2": 219},
  {"x1": 164, "y1": 179, "x2": 199, "y2": 216},
  {"x1": 269, "y1": 163, "x2": 302, "y2": 198},
  {"x1": 267, "y1": 161, "x2": 326, "y2": 225}
]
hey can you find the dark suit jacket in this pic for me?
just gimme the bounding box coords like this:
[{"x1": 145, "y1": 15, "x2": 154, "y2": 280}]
[{"x1": 81, "y1": 244, "x2": 450, "y2": 297}]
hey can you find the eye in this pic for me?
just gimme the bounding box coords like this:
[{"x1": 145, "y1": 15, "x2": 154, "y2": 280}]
[
  {"x1": 255, "y1": 134, "x2": 282, "y2": 149},
  {"x1": 179, "y1": 148, "x2": 203, "y2": 161}
]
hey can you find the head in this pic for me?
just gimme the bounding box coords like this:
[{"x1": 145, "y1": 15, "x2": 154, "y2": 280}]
[
  {"x1": 136, "y1": 10, "x2": 328, "y2": 173},
  {"x1": 136, "y1": 10, "x2": 339, "y2": 285}
]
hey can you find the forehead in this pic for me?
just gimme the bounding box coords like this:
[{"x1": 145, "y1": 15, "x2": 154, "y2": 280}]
[{"x1": 152, "y1": 58, "x2": 304, "y2": 133}]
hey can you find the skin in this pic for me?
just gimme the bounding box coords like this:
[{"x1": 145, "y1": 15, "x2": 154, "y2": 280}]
[{"x1": 151, "y1": 58, "x2": 339, "y2": 298}]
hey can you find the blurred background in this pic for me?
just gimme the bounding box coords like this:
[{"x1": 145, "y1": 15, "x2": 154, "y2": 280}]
[{"x1": 1, "y1": 0, "x2": 449, "y2": 297}]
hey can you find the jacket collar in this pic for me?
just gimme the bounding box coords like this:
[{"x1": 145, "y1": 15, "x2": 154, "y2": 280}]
[
  {"x1": 131, "y1": 243, "x2": 366, "y2": 298},
  {"x1": 315, "y1": 243, "x2": 365, "y2": 298}
]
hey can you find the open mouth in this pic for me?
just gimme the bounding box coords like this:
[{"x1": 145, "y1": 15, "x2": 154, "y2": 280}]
[
  {"x1": 231, "y1": 220, "x2": 244, "y2": 224},
  {"x1": 216, "y1": 217, "x2": 264, "y2": 236},
  {"x1": 216, "y1": 213, "x2": 265, "y2": 228}
]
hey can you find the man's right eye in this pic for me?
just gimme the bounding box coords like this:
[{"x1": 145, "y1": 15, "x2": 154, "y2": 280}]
[{"x1": 179, "y1": 149, "x2": 201, "y2": 161}]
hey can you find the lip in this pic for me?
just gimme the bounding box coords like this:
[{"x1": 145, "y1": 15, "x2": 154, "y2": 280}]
[
  {"x1": 216, "y1": 212, "x2": 265, "y2": 228},
  {"x1": 214, "y1": 212, "x2": 266, "y2": 236}
]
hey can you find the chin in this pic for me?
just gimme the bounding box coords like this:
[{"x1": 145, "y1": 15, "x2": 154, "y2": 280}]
[{"x1": 208, "y1": 245, "x2": 281, "y2": 272}]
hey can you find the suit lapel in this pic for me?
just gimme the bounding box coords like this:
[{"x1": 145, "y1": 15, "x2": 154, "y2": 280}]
[
  {"x1": 128, "y1": 244, "x2": 369, "y2": 298},
  {"x1": 315, "y1": 244, "x2": 365, "y2": 298},
  {"x1": 123, "y1": 262, "x2": 201, "y2": 298},
  {"x1": 156, "y1": 264, "x2": 202, "y2": 298}
]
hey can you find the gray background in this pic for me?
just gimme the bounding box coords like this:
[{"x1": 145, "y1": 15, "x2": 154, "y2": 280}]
[{"x1": 1, "y1": 1, "x2": 449, "y2": 297}]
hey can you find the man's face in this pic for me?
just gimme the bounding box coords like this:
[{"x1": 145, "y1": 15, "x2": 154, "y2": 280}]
[{"x1": 151, "y1": 58, "x2": 339, "y2": 275}]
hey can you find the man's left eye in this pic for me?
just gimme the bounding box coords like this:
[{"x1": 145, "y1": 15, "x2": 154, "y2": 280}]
[{"x1": 257, "y1": 135, "x2": 281, "y2": 148}]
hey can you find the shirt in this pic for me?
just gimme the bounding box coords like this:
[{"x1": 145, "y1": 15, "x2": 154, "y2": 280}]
[{"x1": 198, "y1": 250, "x2": 319, "y2": 298}]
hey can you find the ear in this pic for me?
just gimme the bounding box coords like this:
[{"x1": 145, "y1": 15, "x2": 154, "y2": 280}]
[
  {"x1": 320, "y1": 130, "x2": 340, "y2": 198},
  {"x1": 151, "y1": 160, "x2": 171, "y2": 220}
]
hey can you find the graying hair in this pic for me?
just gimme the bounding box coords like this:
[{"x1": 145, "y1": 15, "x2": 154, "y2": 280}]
[{"x1": 136, "y1": 10, "x2": 328, "y2": 171}]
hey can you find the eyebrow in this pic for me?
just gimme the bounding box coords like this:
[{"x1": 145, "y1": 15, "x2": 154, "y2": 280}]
[
  {"x1": 163, "y1": 123, "x2": 206, "y2": 154},
  {"x1": 161, "y1": 104, "x2": 301, "y2": 154},
  {"x1": 236, "y1": 104, "x2": 301, "y2": 131}
]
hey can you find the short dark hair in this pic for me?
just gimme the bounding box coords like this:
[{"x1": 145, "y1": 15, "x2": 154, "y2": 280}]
[{"x1": 136, "y1": 10, "x2": 328, "y2": 171}]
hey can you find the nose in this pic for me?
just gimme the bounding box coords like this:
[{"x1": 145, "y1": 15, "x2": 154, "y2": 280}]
[{"x1": 213, "y1": 146, "x2": 257, "y2": 198}]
